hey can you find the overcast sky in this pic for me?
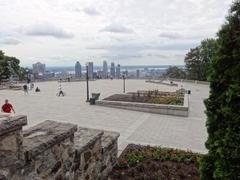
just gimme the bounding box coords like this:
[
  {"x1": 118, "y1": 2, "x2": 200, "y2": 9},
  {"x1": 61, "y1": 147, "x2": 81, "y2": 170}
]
[{"x1": 0, "y1": 0, "x2": 233, "y2": 67}]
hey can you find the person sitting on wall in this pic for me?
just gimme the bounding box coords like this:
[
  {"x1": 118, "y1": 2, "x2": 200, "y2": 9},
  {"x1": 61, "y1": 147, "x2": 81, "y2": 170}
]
[
  {"x1": 35, "y1": 87, "x2": 40, "y2": 92},
  {"x1": 1, "y1": 99, "x2": 15, "y2": 114}
]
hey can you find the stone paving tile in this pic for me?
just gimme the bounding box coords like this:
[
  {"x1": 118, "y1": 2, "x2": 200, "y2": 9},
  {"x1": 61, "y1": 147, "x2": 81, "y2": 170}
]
[{"x1": 0, "y1": 80, "x2": 209, "y2": 153}]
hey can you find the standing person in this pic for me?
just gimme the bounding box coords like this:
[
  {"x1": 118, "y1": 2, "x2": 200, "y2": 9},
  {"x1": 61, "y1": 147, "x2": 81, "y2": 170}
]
[
  {"x1": 23, "y1": 84, "x2": 28, "y2": 95},
  {"x1": 1, "y1": 99, "x2": 15, "y2": 114},
  {"x1": 30, "y1": 83, "x2": 34, "y2": 90}
]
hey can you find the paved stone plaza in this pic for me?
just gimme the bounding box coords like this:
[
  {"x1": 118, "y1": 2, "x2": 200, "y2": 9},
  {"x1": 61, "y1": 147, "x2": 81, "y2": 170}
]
[{"x1": 0, "y1": 80, "x2": 209, "y2": 154}]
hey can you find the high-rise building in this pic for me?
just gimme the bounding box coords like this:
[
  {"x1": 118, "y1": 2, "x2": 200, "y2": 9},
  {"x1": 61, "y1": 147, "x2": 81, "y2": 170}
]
[
  {"x1": 103, "y1": 61, "x2": 108, "y2": 78},
  {"x1": 75, "y1": 61, "x2": 82, "y2": 78},
  {"x1": 110, "y1": 62, "x2": 115, "y2": 78},
  {"x1": 136, "y1": 69, "x2": 140, "y2": 79},
  {"x1": 116, "y1": 64, "x2": 121, "y2": 79},
  {"x1": 32, "y1": 62, "x2": 46, "y2": 75},
  {"x1": 87, "y1": 62, "x2": 94, "y2": 79}
]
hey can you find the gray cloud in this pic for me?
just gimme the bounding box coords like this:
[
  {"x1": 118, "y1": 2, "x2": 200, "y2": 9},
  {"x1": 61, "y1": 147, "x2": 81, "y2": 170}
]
[
  {"x1": 25, "y1": 23, "x2": 74, "y2": 39},
  {"x1": 159, "y1": 32, "x2": 183, "y2": 39},
  {"x1": 83, "y1": 7, "x2": 101, "y2": 16},
  {"x1": 100, "y1": 24, "x2": 134, "y2": 34},
  {"x1": 86, "y1": 41, "x2": 197, "y2": 52},
  {"x1": 146, "y1": 53, "x2": 168, "y2": 58},
  {"x1": 0, "y1": 38, "x2": 21, "y2": 45}
]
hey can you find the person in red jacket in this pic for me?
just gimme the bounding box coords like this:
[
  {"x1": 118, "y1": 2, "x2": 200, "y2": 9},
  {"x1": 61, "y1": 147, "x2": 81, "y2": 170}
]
[{"x1": 1, "y1": 99, "x2": 15, "y2": 113}]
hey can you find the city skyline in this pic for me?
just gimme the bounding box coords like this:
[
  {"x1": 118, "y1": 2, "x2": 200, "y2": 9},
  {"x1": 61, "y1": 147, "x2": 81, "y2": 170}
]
[{"x1": 0, "y1": 0, "x2": 232, "y2": 66}]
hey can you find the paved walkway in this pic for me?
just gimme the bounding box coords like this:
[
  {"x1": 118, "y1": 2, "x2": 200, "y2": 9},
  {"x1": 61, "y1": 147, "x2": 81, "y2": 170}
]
[{"x1": 0, "y1": 80, "x2": 209, "y2": 154}]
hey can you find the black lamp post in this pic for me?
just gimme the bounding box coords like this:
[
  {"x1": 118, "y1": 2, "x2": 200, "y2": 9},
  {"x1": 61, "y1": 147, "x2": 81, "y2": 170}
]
[
  {"x1": 123, "y1": 75, "x2": 126, "y2": 93},
  {"x1": 25, "y1": 68, "x2": 30, "y2": 83},
  {"x1": 86, "y1": 64, "x2": 90, "y2": 102}
]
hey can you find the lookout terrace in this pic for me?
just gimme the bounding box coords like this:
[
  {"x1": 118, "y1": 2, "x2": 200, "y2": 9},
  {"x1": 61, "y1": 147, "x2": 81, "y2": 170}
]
[{"x1": 0, "y1": 79, "x2": 209, "y2": 154}]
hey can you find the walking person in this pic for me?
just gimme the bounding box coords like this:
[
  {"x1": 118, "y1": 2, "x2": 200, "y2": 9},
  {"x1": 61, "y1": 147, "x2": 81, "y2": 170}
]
[
  {"x1": 57, "y1": 84, "x2": 65, "y2": 97},
  {"x1": 23, "y1": 84, "x2": 28, "y2": 95},
  {"x1": 1, "y1": 99, "x2": 15, "y2": 114}
]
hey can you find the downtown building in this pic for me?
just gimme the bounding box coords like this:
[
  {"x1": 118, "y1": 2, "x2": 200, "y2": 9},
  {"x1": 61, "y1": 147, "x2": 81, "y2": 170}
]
[
  {"x1": 103, "y1": 61, "x2": 108, "y2": 78},
  {"x1": 110, "y1": 62, "x2": 115, "y2": 78},
  {"x1": 116, "y1": 64, "x2": 121, "y2": 79},
  {"x1": 136, "y1": 69, "x2": 140, "y2": 79},
  {"x1": 75, "y1": 61, "x2": 82, "y2": 79},
  {"x1": 32, "y1": 62, "x2": 46, "y2": 79},
  {"x1": 87, "y1": 62, "x2": 94, "y2": 79}
]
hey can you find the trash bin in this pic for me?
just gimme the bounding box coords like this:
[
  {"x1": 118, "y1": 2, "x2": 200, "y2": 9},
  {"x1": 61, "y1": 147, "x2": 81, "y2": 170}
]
[{"x1": 90, "y1": 98, "x2": 96, "y2": 105}]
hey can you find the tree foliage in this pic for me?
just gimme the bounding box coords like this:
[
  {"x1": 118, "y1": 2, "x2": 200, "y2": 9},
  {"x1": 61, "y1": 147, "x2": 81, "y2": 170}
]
[
  {"x1": 200, "y1": 1, "x2": 240, "y2": 179},
  {"x1": 184, "y1": 39, "x2": 218, "y2": 81},
  {"x1": 164, "y1": 66, "x2": 186, "y2": 79},
  {"x1": 0, "y1": 50, "x2": 26, "y2": 82}
]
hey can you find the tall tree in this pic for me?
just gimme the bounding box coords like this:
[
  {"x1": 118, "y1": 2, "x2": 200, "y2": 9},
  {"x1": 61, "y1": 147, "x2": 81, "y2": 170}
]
[
  {"x1": 184, "y1": 39, "x2": 218, "y2": 81},
  {"x1": 199, "y1": 39, "x2": 218, "y2": 81},
  {"x1": 0, "y1": 50, "x2": 26, "y2": 82},
  {"x1": 200, "y1": 1, "x2": 240, "y2": 179},
  {"x1": 164, "y1": 66, "x2": 186, "y2": 79},
  {"x1": 184, "y1": 47, "x2": 202, "y2": 80}
]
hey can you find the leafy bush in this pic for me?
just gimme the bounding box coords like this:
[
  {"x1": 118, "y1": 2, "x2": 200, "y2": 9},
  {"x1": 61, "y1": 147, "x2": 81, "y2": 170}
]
[
  {"x1": 117, "y1": 145, "x2": 201, "y2": 168},
  {"x1": 146, "y1": 96, "x2": 184, "y2": 105},
  {"x1": 200, "y1": 1, "x2": 240, "y2": 179}
]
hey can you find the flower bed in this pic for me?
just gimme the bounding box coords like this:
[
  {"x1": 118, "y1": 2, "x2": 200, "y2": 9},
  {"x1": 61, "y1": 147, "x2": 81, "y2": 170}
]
[
  {"x1": 104, "y1": 90, "x2": 184, "y2": 105},
  {"x1": 109, "y1": 144, "x2": 201, "y2": 180}
]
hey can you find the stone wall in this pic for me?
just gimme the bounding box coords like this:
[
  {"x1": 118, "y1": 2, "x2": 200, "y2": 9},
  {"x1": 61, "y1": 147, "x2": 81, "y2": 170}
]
[
  {"x1": 96, "y1": 94, "x2": 189, "y2": 117},
  {"x1": 145, "y1": 80, "x2": 178, "y2": 86},
  {"x1": 168, "y1": 78, "x2": 210, "y2": 85},
  {"x1": 0, "y1": 116, "x2": 120, "y2": 180}
]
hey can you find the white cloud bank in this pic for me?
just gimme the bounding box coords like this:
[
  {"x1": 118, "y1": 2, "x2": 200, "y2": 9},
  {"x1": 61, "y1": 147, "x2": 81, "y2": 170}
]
[
  {"x1": 25, "y1": 23, "x2": 74, "y2": 39},
  {"x1": 0, "y1": 0, "x2": 233, "y2": 66}
]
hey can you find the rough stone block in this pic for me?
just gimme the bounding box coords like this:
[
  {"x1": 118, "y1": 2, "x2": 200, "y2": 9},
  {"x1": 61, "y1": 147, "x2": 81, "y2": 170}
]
[
  {"x1": 0, "y1": 115, "x2": 27, "y2": 137},
  {"x1": 23, "y1": 120, "x2": 77, "y2": 161}
]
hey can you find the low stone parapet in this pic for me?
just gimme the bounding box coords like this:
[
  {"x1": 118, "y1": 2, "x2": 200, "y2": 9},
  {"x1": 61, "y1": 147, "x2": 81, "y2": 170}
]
[
  {"x1": 0, "y1": 115, "x2": 27, "y2": 179},
  {"x1": 0, "y1": 116, "x2": 120, "y2": 180},
  {"x1": 168, "y1": 78, "x2": 210, "y2": 85},
  {"x1": 72, "y1": 127, "x2": 103, "y2": 180},
  {"x1": 101, "y1": 131, "x2": 120, "y2": 179},
  {"x1": 146, "y1": 80, "x2": 178, "y2": 86}
]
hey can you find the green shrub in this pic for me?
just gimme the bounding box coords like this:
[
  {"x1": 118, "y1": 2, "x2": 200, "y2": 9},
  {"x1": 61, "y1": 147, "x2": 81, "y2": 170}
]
[
  {"x1": 200, "y1": 1, "x2": 240, "y2": 179},
  {"x1": 126, "y1": 153, "x2": 145, "y2": 166},
  {"x1": 147, "y1": 96, "x2": 184, "y2": 105}
]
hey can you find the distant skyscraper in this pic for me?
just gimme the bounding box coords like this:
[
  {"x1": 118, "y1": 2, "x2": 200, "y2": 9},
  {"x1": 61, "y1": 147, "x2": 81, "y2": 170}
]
[
  {"x1": 116, "y1": 64, "x2": 121, "y2": 79},
  {"x1": 87, "y1": 62, "x2": 94, "y2": 79},
  {"x1": 32, "y1": 62, "x2": 46, "y2": 75},
  {"x1": 136, "y1": 69, "x2": 140, "y2": 79},
  {"x1": 103, "y1": 61, "x2": 108, "y2": 78},
  {"x1": 75, "y1": 61, "x2": 81, "y2": 78},
  {"x1": 110, "y1": 62, "x2": 115, "y2": 78}
]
